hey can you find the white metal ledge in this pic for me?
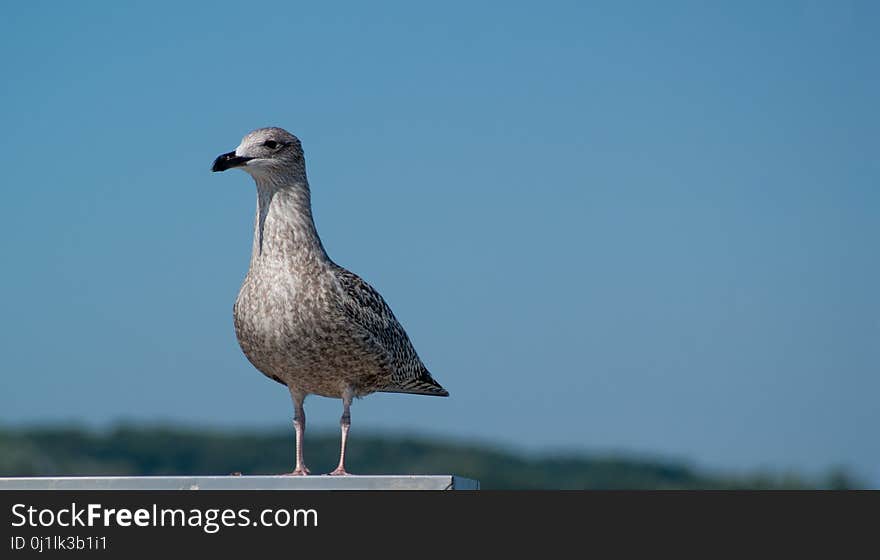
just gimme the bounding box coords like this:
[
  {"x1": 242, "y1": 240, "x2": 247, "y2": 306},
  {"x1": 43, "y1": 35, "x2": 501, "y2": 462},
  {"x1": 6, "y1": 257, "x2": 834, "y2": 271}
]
[{"x1": 0, "y1": 475, "x2": 479, "y2": 491}]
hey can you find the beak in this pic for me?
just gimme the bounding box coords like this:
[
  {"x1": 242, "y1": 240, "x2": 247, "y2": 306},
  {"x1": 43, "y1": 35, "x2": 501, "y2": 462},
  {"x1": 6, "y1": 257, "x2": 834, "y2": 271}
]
[{"x1": 212, "y1": 151, "x2": 253, "y2": 172}]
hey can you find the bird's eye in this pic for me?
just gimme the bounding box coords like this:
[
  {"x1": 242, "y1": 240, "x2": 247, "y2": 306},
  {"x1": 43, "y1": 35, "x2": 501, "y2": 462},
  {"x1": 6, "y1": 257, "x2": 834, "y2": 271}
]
[{"x1": 263, "y1": 140, "x2": 278, "y2": 149}]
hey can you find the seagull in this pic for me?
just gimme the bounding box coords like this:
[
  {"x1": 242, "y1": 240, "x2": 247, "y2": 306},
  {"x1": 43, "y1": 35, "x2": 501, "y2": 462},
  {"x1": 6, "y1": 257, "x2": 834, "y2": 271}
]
[{"x1": 212, "y1": 127, "x2": 448, "y2": 476}]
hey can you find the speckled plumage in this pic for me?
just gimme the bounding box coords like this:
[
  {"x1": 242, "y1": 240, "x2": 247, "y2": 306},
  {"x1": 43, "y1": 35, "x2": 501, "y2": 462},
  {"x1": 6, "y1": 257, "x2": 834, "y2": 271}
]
[{"x1": 213, "y1": 127, "x2": 447, "y2": 475}]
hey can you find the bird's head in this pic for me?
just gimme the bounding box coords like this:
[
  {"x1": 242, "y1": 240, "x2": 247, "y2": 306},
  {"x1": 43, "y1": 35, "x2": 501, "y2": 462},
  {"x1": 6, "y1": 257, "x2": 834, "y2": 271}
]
[{"x1": 212, "y1": 127, "x2": 305, "y2": 181}]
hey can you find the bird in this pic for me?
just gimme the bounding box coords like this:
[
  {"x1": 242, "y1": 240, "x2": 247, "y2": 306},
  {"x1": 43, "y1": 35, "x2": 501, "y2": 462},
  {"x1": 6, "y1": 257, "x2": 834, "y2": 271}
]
[{"x1": 211, "y1": 127, "x2": 448, "y2": 476}]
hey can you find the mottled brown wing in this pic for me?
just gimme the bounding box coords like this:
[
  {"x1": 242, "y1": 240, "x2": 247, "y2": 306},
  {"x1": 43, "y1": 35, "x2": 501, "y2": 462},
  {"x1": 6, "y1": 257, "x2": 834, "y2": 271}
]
[{"x1": 332, "y1": 264, "x2": 448, "y2": 396}]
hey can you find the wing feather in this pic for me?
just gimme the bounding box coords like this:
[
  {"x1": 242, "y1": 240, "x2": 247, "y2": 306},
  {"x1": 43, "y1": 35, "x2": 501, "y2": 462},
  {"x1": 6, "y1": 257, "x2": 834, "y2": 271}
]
[{"x1": 332, "y1": 264, "x2": 448, "y2": 396}]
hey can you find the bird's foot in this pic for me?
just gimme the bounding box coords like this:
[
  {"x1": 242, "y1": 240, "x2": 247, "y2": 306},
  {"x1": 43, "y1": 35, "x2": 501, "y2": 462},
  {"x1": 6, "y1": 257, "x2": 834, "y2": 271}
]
[
  {"x1": 284, "y1": 467, "x2": 311, "y2": 476},
  {"x1": 326, "y1": 467, "x2": 351, "y2": 476}
]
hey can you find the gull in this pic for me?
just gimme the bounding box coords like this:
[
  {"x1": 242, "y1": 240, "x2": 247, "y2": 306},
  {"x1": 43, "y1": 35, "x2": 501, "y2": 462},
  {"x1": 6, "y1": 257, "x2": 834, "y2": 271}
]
[{"x1": 212, "y1": 127, "x2": 448, "y2": 475}]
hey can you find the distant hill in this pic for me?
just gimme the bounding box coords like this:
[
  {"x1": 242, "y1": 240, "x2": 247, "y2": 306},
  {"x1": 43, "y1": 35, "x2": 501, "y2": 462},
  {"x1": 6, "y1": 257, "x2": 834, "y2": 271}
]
[{"x1": 0, "y1": 425, "x2": 860, "y2": 489}]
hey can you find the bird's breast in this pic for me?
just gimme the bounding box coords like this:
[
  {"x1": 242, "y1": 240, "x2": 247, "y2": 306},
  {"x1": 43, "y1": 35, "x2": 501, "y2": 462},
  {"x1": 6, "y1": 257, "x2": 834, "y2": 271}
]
[{"x1": 232, "y1": 265, "x2": 351, "y2": 376}]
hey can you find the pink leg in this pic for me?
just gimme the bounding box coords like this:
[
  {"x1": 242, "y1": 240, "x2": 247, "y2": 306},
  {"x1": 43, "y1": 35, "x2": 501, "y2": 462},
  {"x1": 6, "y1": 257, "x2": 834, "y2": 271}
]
[
  {"x1": 328, "y1": 390, "x2": 353, "y2": 476},
  {"x1": 287, "y1": 390, "x2": 310, "y2": 476}
]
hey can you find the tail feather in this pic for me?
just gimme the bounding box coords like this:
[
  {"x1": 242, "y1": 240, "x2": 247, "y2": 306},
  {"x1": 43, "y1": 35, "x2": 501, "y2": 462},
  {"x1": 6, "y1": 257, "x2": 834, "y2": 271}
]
[{"x1": 380, "y1": 373, "x2": 449, "y2": 397}]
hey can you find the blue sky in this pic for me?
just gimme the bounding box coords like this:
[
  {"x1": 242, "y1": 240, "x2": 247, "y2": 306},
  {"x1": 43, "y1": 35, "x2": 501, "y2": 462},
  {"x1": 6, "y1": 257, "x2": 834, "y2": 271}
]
[{"x1": 1, "y1": 1, "x2": 877, "y2": 482}]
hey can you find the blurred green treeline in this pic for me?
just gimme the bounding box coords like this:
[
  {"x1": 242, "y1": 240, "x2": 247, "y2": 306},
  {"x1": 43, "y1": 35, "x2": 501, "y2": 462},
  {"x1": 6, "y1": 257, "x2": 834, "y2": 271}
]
[{"x1": 0, "y1": 425, "x2": 861, "y2": 489}]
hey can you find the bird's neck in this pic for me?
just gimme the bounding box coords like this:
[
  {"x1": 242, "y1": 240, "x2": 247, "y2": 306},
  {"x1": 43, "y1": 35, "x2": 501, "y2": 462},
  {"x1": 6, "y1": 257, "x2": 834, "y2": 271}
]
[{"x1": 249, "y1": 177, "x2": 329, "y2": 268}]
